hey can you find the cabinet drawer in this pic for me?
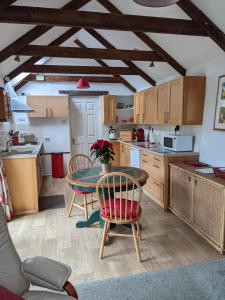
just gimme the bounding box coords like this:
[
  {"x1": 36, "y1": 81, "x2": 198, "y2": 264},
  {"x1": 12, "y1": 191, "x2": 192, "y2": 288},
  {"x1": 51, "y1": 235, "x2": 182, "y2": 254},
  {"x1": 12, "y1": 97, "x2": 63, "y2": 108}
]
[
  {"x1": 151, "y1": 154, "x2": 164, "y2": 167},
  {"x1": 149, "y1": 163, "x2": 164, "y2": 182},
  {"x1": 146, "y1": 177, "x2": 164, "y2": 204}
]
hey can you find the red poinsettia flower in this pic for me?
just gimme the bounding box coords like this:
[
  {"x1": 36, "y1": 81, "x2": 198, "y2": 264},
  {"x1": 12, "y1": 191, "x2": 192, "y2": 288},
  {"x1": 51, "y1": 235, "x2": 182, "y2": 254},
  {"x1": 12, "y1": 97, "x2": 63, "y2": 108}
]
[{"x1": 90, "y1": 139, "x2": 115, "y2": 164}]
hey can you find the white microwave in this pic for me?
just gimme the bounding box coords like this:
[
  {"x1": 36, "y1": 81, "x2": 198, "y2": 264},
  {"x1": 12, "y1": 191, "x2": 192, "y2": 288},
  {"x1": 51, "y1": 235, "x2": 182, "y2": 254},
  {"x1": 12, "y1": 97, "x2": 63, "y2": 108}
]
[{"x1": 163, "y1": 135, "x2": 193, "y2": 152}]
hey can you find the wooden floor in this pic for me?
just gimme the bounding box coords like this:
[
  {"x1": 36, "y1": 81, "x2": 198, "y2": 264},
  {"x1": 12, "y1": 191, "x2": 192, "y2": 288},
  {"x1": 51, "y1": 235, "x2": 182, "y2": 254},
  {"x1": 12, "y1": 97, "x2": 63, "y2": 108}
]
[{"x1": 8, "y1": 176, "x2": 221, "y2": 285}]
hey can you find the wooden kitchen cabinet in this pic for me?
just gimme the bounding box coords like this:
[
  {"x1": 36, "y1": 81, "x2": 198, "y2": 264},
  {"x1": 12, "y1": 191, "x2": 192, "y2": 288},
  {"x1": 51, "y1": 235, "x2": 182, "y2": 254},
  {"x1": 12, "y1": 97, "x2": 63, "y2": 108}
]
[
  {"x1": 170, "y1": 163, "x2": 225, "y2": 253},
  {"x1": 0, "y1": 88, "x2": 12, "y2": 122},
  {"x1": 120, "y1": 143, "x2": 130, "y2": 166},
  {"x1": 170, "y1": 166, "x2": 192, "y2": 222},
  {"x1": 111, "y1": 142, "x2": 120, "y2": 166},
  {"x1": 3, "y1": 156, "x2": 42, "y2": 215},
  {"x1": 156, "y1": 82, "x2": 170, "y2": 125},
  {"x1": 133, "y1": 76, "x2": 206, "y2": 126},
  {"x1": 168, "y1": 76, "x2": 206, "y2": 125},
  {"x1": 101, "y1": 95, "x2": 116, "y2": 124},
  {"x1": 141, "y1": 150, "x2": 198, "y2": 209},
  {"x1": 27, "y1": 95, "x2": 69, "y2": 118}
]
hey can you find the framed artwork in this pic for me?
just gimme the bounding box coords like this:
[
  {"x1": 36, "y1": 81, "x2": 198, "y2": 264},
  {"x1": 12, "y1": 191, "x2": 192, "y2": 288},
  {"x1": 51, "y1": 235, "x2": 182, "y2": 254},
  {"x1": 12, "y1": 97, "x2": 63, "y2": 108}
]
[{"x1": 214, "y1": 75, "x2": 225, "y2": 131}]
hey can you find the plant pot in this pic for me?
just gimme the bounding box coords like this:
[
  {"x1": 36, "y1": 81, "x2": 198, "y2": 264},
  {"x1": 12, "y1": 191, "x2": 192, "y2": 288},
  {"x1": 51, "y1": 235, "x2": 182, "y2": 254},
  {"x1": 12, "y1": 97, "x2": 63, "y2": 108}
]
[{"x1": 101, "y1": 163, "x2": 112, "y2": 174}]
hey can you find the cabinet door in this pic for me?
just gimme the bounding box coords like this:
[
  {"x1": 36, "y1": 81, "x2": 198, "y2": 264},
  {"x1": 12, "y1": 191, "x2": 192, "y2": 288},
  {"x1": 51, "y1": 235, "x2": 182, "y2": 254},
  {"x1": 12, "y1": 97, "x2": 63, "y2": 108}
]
[
  {"x1": 170, "y1": 166, "x2": 192, "y2": 222},
  {"x1": 47, "y1": 96, "x2": 68, "y2": 118},
  {"x1": 139, "y1": 91, "x2": 145, "y2": 124},
  {"x1": 27, "y1": 96, "x2": 48, "y2": 118},
  {"x1": 193, "y1": 177, "x2": 223, "y2": 245},
  {"x1": 101, "y1": 96, "x2": 116, "y2": 124},
  {"x1": 156, "y1": 83, "x2": 170, "y2": 125},
  {"x1": 169, "y1": 77, "x2": 184, "y2": 125},
  {"x1": 144, "y1": 87, "x2": 157, "y2": 124},
  {"x1": 120, "y1": 144, "x2": 130, "y2": 166},
  {"x1": 111, "y1": 142, "x2": 120, "y2": 166},
  {"x1": 134, "y1": 92, "x2": 141, "y2": 124}
]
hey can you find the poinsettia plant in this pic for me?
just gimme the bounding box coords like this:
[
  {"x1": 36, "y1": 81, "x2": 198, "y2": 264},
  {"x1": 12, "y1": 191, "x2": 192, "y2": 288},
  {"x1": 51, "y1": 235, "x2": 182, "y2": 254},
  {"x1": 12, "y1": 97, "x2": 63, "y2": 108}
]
[{"x1": 90, "y1": 140, "x2": 115, "y2": 164}]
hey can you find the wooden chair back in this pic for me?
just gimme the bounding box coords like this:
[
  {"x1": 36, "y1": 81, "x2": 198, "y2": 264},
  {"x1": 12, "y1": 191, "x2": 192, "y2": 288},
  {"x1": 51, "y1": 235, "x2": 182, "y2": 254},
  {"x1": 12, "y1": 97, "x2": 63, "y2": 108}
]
[
  {"x1": 67, "y1": 154, "x2": 93, "y2": 173},
  {"x1": 96, "y1": 172, "x2": 142, "y2": 222}
]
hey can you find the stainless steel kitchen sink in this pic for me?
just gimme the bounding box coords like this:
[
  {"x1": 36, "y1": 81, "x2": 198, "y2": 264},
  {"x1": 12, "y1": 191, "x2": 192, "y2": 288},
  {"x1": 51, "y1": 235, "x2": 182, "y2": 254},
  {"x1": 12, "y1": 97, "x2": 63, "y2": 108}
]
[{"x1": 1, "y1": 146, "x2": 36, "y2": 156}]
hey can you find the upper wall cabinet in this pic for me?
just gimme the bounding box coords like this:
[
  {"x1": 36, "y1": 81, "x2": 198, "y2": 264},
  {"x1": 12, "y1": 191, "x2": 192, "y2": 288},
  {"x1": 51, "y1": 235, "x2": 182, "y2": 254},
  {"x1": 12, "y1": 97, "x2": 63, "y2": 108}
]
[
  {"x1": 27, "y1": 95, "x2": 69, "y2": 118},
  {"x1": 0, "y1": 88, "x2": 12, "y2": 122},
  {"x1": 101, "y1": 95, "x2": 116, "y2": 124},
  {"x1": 134, "y1": 76, "x2": 206, "y2": 126}
]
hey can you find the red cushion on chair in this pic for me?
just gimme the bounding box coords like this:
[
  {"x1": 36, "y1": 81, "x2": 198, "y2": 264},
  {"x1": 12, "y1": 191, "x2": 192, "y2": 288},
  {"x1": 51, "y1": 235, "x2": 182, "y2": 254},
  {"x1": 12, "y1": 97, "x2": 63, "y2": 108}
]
[
  {"x1": 101, "y1": 198, "x2": 139, "y2": 220},
  {"x1": 0, "y1": 285, "x2": 23, "y2": 300},
  {"x1": 73, "y1": 189, "x2": 90, "y2": 195}
]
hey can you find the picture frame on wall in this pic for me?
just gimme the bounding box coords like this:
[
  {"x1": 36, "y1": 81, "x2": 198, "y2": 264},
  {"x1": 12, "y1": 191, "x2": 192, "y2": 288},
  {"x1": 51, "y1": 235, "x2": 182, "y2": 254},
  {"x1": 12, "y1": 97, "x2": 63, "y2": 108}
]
[{"x1": 214, "y1": 75, "x2": 225, "y2": 131}]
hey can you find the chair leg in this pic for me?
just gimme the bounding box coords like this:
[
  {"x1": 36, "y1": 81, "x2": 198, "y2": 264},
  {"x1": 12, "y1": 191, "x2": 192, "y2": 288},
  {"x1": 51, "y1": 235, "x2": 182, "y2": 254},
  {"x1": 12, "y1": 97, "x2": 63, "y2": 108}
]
[
  {"x1": 91, "y1": 193, "x2": 94, "y2": 209},
  {"x1": 68, "y1": 193, "x2": 76, "y2": 217},
  {"x1": 136, "y1": 221, "x2": 141, "y2": 242},
  {"x1": 131, "y1": 223, "x2": 141, "y2": 263},
  {"x1": 99, "y1": 221, "x2": 108, "y2": 259},
  {"x1": 84, "y1": 194, "x2": 88, "y2": 220}
]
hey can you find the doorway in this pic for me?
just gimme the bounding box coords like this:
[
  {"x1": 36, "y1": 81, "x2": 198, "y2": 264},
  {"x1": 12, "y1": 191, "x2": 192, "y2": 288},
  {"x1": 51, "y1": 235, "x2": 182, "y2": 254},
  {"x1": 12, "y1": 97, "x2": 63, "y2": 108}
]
[{"x1": 70, "y1": 97, "x2": 100, "y2": 158}]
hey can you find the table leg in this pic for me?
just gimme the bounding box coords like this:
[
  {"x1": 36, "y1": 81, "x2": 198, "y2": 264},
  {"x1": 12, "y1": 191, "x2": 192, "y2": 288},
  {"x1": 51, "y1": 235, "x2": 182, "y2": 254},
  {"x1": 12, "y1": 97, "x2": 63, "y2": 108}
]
[{"x1": 76, "y1": 210, "x2": 101, "y2": 228}]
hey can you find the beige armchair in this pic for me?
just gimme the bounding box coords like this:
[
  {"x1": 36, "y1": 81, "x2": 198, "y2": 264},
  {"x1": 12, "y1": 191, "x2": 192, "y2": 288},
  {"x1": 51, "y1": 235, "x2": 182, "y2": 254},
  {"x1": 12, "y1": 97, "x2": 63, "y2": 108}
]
[{"x1": 0, "y1": 205, "x2": 78, "y2": 299}]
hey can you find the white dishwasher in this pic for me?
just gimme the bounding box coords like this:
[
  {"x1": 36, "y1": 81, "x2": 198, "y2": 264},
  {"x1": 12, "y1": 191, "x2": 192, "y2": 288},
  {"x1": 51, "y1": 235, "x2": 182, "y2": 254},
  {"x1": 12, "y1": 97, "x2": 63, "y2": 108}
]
[{"x1": 130, "y1": 146, "x2": 141, "y2": 168}]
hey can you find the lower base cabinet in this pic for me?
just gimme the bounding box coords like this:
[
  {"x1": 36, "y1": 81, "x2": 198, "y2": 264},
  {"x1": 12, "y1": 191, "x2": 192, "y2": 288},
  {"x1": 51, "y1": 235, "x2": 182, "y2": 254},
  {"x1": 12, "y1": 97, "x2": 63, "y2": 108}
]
[
  {"x1": 120, "y1": 143, "x2": 130, "y2": 167},
  {"x1": 3, "y1": 157, "x2": 42, "y2": 216},
  {"x1": 141, "y1": 150, "x2": 198, "y2": 209},
  {"x1": 170, "y1": 164, "x2": 225, "y2": 253},
  {"x1": 111, "y1": 142, "x2": 120, "y2": 166}
]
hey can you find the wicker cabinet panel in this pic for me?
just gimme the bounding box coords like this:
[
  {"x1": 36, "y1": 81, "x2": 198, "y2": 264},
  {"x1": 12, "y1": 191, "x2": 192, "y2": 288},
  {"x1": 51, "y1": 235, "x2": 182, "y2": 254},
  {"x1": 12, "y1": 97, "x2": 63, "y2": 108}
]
[
  {"x1": 193, "y1": 178, "x2": 223, "y2": 245},
  {"x1": 170, "y1": 166, "x2": 192, "y2": 222}
]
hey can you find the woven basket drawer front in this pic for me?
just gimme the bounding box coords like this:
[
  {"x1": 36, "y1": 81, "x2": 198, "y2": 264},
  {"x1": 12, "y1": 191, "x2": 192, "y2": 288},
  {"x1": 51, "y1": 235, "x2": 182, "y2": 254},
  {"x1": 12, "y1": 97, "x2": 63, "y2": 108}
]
[
  {"x1": 193, "y1": 178, "x2": 223, "y2": 245},
  {"x1": 170, "y1": 166, "x2": 192, "y2": 222}
]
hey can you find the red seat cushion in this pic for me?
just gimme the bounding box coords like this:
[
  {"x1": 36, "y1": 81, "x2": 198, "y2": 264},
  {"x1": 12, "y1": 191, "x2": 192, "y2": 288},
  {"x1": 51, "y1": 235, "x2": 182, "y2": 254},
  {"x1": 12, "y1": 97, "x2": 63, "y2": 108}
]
[
  {"x1": 73, "y1": 189, "x2": 90, "y2": 195},
  {"x1": 101, "y1": 198, "x2": 139, "y2": 220},
  {"x1": 0, "y1": 285, "x2": 23, "y2": 300}
]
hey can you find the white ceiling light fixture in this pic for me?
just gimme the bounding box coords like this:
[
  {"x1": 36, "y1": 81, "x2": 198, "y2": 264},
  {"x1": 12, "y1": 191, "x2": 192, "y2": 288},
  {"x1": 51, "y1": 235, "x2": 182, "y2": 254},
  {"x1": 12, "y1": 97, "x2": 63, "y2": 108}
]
[{"x1": 133, "y1": 0, "x2": 181, "y2": 7}]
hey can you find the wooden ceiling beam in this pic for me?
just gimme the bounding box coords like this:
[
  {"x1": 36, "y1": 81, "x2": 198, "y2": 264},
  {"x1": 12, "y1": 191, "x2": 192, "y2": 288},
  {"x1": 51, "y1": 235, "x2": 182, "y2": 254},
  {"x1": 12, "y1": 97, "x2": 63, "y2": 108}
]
[
  {"x1": 14, "y1": 75, "x2": 125, "y2": 91},
  {"x1": 85, "y1": 29, "x2": 156, "y2": 86},
  {"x1": 59, "y1": 91, "x2": 109, "y2": 96},
  {"x1": 23, "y1": 65, "x2": 136, "y2": 75},
  {"x1": 7, "y1": 27, "x2": 81, "y2": 81},
  {"x1": 0, "y1": 1, "x2": 17, "y2": 9},
  {"x1": 97, "y1": 0, "x2": 186, "y2": 76},
  {"x1": 74, "y1": 39, "x2": 136, "y2": 92},
  {"x1": 0, "y1": 0, "x2": 92, "y2": 63},
  {"x1": 18, "y1": 45, "x2": 163, "y2": 62},
  {"x1": 0, "y1": 6, "x2": 207, "y2": 36},
  {"x1": 177, "y1": 0, "x2": 225, "y2": 52}
]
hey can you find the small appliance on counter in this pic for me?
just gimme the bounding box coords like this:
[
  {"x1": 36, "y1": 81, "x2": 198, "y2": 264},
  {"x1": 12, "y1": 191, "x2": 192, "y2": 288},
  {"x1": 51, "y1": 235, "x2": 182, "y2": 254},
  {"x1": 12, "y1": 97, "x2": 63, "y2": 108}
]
[
  {"x1": 163, "y1": 135, "x2": 193, "y2": 152},
  {"x1": 136, "y1": 128, "x2": 145, "y2": 142},
  {"x1": 108, "y1": 126, "x2": 118, "y2": 140}
]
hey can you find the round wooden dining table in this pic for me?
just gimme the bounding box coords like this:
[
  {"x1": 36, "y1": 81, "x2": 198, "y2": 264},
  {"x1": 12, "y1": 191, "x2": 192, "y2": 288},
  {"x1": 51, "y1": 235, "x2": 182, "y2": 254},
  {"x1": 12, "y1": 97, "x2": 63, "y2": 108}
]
[{"x1": 65, "y1": 166, "x2": 149, "y2": 228}]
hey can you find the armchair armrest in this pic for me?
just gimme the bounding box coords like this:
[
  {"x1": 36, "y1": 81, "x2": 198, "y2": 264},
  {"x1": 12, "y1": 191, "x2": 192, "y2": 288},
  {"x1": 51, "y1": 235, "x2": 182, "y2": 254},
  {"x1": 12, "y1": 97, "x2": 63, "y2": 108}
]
[{"x1": 21, "y1": 256, "x2": 71, "y2": 292}]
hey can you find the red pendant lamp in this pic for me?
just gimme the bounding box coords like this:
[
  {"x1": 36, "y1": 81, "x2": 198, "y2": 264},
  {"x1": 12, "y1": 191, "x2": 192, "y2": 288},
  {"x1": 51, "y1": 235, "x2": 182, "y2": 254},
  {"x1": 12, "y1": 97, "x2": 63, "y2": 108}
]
[
  {"x1": 133, "y1": 0, "x2": 181, "y2": 7},
  {"x1": 76, "y1": 78, "x2": 90, "y2": 89}
]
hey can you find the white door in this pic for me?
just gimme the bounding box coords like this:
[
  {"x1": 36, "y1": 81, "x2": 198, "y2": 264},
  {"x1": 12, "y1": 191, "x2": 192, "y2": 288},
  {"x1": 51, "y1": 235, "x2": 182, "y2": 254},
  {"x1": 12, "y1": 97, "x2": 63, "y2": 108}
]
[{"x1": 70, "y1": 97, "x2": 100, "y2": 157}]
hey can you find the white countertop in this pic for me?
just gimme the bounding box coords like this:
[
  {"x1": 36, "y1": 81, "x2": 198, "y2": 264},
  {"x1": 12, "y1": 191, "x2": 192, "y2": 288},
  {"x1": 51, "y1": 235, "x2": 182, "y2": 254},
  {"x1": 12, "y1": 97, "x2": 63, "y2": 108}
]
[
  {"x1": 119, "y1": 140, "x2": 199, "y2": 157},
  {"x1": 0, "y1": 143, "x2": 43, "y2": 160}
]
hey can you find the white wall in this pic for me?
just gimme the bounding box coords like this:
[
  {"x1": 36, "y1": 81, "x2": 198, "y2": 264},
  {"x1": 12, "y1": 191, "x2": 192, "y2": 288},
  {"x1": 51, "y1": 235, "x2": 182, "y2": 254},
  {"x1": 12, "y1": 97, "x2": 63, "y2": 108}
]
[{"x1": 188, "y1": 55, "x2": 225, "y2": 166}]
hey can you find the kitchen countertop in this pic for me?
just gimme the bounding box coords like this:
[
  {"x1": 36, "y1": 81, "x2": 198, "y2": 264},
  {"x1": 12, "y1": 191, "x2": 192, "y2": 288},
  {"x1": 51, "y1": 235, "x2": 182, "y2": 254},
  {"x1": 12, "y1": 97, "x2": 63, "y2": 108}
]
[
  {"x1": 117, "y1": 140, "x2": 199, "y2": 157},
  {"x1": 0, "y1": 143, "x2": 43, "y2": 160}
]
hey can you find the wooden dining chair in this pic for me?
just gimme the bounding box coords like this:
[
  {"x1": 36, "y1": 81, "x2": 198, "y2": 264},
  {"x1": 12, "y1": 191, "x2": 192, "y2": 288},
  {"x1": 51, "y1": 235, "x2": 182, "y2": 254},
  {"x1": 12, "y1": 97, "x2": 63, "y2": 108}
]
[
  {"x1": 67, "y1": 154, "x2": 97, "y2": 220},
  {"x1": 96, "y1": 172, "x2": 143, "y2": 262}
]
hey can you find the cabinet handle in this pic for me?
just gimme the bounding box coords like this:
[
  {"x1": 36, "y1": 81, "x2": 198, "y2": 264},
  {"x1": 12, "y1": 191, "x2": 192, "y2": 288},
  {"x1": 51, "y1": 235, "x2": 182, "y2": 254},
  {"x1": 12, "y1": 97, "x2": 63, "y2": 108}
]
[
  {"x1": 142, "y1": 160, "x2": 148, "y2": 164},
  {"x1": 153, "y1": 157, "x2": 160, "y2": 162},
  {"x1": 153, "y1": 181, "x2": 160, "y2": 187},
  {"x1": 46, "y1": 108, "x2": 48, "y2": 117},
  {"x1": 188, "y1": 177, "x2": 191, "y2": 182},
  {"x1": 195, "y1": 179, "x2": 198, "y2": 186},
  {"x1": 153, "y1": 164, "x2": 160, "y2": 169},
  {"x1": 50, "y1": 108, "x2": 53, "y2": 117}
]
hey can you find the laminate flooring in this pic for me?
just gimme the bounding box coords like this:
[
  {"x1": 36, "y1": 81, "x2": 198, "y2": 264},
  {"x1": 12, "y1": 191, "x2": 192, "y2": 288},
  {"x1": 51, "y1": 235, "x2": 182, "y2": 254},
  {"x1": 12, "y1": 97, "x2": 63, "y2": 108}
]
[{"x1": 8, "y1": 176, "x2": 221, "y2": 285}]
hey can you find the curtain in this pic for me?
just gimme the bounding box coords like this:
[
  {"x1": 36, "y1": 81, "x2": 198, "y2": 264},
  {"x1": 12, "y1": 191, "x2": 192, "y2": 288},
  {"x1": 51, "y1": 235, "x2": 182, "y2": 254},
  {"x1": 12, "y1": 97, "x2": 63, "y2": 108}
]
[{"x1": 0, "y1": 159, "x2": 12, "y2": 221}]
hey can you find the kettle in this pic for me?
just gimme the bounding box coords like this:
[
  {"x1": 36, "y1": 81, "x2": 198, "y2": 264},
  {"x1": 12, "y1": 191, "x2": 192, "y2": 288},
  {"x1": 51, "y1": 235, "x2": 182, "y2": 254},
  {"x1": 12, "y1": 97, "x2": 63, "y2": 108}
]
[{"x1": 109, "y1": 127, "x2": 118, "y2": 140}]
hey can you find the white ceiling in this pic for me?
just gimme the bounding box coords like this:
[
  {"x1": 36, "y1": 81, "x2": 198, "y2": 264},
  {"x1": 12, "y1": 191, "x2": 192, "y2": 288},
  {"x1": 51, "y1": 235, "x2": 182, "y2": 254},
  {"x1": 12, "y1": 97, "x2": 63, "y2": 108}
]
[{"x1": 0, "y1": 0, "x2": 224, "y2": 91}]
